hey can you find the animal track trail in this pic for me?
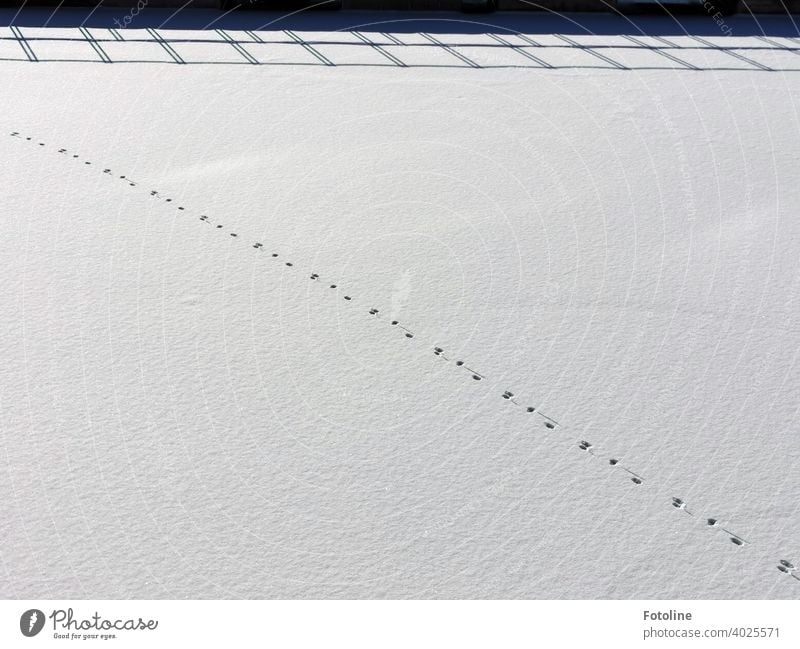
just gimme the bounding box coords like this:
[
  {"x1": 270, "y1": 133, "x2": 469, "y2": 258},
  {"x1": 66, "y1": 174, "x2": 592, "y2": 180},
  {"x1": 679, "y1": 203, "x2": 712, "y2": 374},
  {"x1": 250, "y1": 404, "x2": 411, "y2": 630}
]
[
  {"x1": 672, "y1": 498, "x2": 747, "y2": 546},
  {"x1": 10, "y1": 129, "x2": 562, "y2": 428},
  {"x1": 704, "y1": 517, "x2": 748, "y2": 546},
  {"x1": 430, "y1": 346, "x2": 561, "y2": 432},
  {"x1": 575, "y1": 431, "x2": 753, "y2": 550},
  {"x1": 671, "y1": 511, "x2": 749, "y2": 547},
  {"x1": 455, "y1": 360, "x2": 485, "y2": 383},
  {"x1": 12, "y1": 130, "x2": 790, "y2": 586},
  {"x1": 578, "y1": 442, "x2": 644, "y2": 485}
]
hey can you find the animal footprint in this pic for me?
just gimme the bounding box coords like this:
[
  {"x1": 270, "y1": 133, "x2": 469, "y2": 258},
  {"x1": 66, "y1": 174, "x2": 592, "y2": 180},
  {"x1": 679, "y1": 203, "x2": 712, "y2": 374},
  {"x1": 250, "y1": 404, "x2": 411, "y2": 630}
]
[
  {"x1": 622, "y1": 467, "x2": 643, "y2": 484},
  {"x1": 389, "y1": 319, "x2": 414, "y2": 338},
  {"x1": 777, "y1": 560, "x2": 800, "y2": 580},
  {"x1": 707, "y1": 518, "x2": 747, "y2": 546},
  {"x1": 671, "y1": 497, "x2": 693, "y2": 515},
  {"x1": 604, "y1": 455, "x2": 643, "y2": 484},
  {"x1": 717, "y1": 522, "x2": 744, "y2": 544},
  {"x1": 501, "y1": 390, "x2": 523, "y2": 405},
  {"x1": 454, "y1": 360, "x2": 483, "y2": 381}
]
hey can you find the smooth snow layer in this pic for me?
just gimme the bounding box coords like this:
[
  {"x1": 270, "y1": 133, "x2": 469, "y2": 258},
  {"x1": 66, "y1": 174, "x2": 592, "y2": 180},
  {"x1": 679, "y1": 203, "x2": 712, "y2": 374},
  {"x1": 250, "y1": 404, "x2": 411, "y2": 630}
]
[{"x1": 1, "y1": 18, "x2": 799, "y2": 599}]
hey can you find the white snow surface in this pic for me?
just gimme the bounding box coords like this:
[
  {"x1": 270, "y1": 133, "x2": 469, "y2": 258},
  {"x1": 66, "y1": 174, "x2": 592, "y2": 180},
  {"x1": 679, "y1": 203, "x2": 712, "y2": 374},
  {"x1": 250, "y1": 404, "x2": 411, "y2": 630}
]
[{"x1": 1, "y1": 15, "x2": 799, "y2": 599}]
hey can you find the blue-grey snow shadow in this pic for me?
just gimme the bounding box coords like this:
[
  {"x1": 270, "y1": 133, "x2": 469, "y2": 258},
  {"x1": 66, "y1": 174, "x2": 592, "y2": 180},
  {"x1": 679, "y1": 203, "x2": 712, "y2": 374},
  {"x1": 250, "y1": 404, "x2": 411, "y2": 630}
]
[{"x1": 1, "y1": 8, "x2": 799, "y2": 37}]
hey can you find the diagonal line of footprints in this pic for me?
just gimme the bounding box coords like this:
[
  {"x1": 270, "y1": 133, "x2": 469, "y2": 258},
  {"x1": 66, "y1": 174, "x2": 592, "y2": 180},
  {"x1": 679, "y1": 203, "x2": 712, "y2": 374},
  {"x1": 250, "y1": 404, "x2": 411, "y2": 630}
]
[{"x1": 9, "y1": 131, "x2": 797, "y2": 587}]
